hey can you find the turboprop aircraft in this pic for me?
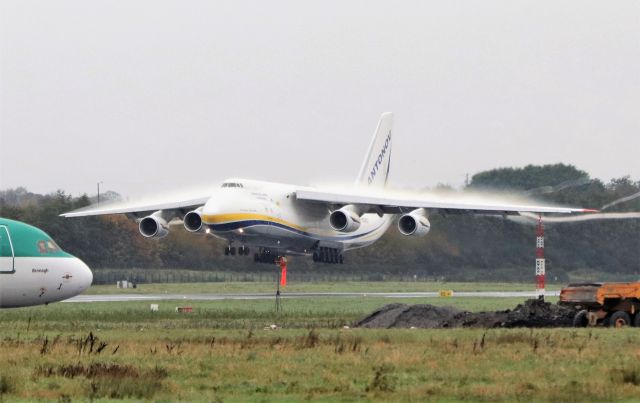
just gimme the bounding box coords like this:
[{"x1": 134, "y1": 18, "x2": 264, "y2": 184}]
[
  {"x1": 0, "y1": 218, "x2": 93, "y2": 307},
  {"x1": 62, "y1": 113, "x2": 596, "y2": 264}
]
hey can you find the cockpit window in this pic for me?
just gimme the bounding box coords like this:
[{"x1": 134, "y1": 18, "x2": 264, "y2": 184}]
[
  {"x1": 0, "y1": 227, "x2": 12, "y2": 257},
  {"x1": 37, "y1": 239, "x2": 60, "y2": 254},
  {"x1": 46, "y1": 240, "x2": 60, "y2": 252},
  {"x1": 221, "y1": 182, "x2": 244, "y2": 188}
]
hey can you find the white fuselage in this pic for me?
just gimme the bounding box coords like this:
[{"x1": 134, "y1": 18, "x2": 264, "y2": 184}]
[
  {"x1": 201, "y1": 179, "x2": 393, "y2": 255},
  {"x1": 0, "y1": 257, "x2": 93, "y2": 308}
]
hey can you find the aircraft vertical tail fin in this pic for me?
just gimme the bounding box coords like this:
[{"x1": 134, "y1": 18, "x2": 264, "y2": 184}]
[{"x1": 355, "y1": 112, "x2": 393, "y2": 188}]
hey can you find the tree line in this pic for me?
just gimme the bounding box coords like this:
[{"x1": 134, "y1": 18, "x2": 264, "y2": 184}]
[{"x1": 1, "y1": 163, "x2": 639, "y2": 282}]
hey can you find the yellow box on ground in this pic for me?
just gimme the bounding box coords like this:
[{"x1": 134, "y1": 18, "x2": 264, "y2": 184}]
[{"x1": 439, "y1": 290, "x2": 454, "y2": 297}]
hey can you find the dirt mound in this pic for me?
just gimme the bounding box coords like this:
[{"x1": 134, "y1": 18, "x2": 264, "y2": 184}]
[
  {"x1": 356, "y1": 303, "x2": 464, "y2": 329},
  {"x1": 502, "y1": 298, "x2": 576, "y2": 328},
  {"x1": 355, "y1": 299, "x2": 577, "y2": 329}
]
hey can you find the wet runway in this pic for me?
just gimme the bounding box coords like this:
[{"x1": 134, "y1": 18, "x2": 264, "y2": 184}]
[{"x1": 66, "y1": 290, "x2": 560, "y2": 303}]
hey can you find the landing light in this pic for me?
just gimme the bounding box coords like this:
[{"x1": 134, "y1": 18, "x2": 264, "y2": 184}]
[
  {"x1": 238, "y1": 228, "x2": 244, "y2": 234},
  {"x1": 205, "y1": 228, "x2": 210, "y2": 234}
]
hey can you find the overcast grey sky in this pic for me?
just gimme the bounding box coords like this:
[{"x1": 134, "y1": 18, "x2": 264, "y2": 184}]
[{"x1": 1, "y1": 1, "x2": 639, "y2": 198}]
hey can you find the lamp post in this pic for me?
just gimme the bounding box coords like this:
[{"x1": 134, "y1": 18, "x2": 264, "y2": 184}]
[{"x1": 97, "y1": 181, "x2": 103, "y2": 205}]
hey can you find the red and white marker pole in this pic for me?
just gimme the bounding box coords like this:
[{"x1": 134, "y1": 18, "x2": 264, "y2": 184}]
[{"x1": 535, "y1": 215, "x2": 545, "y2": 300}]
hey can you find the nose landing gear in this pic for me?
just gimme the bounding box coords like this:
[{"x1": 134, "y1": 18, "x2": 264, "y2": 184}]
[{"x1": 224, "y1": 245, "x2": 250, "y2": 256}]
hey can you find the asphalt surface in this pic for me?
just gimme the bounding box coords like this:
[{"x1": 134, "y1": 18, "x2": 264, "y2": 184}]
[{"x1": 66, "y1": 290, "x2": 560, "y2": 303}]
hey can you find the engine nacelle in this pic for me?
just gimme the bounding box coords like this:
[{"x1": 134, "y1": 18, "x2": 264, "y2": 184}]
[
  {"x1": 398, "y1": 208, "x2": 431, "y2": 236},
  {"x1": 329, "y1": 205, "x2": 362, "y2": 232},
  {"x1": 139, "y1": 212, "x2": 169, "y2": 238},
  {"x1": 183, "y1": 209, "x2": 203, "y2": 233}
]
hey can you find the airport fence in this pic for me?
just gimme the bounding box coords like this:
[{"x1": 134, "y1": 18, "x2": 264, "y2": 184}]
[
  {"x1": 91, "y1": 268, "x2": 447, "y2": 285},
  {"x1": 91, "y1": 268, "x2": 638, "y2": 285}
]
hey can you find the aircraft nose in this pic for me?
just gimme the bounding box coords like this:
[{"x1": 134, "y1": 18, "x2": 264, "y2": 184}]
[
  {"x1": 202, "y1": 195, "x2": 231, "y2": 224},
  {"x1": 74, "y1": 258, "x2": 93, "y2": 292}
]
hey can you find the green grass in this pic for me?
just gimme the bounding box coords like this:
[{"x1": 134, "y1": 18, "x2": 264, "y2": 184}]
[
  {"x1": 1, "y1": 324, "x2": 640, "y2": 401},
  {"x1": 86, "y1": 280, "x2": 560, "y2": 294},
  {"x1": 0, "y1": 296, "x2": 537, "y2": 332},
  {"x1": 1, "y1": 286, "x2": 633, "y2": 402}
]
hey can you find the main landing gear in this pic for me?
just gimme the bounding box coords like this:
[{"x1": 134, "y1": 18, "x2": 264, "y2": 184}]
[
  {"x1": 313, "y1": 247, "x2": 344, "y2": 264},
  {"x1": 254, "y1": 248, "x2": 279, "y2": 264},
  {"x1": 224, "y1": 245, "x2": 250, "y2": 256}
]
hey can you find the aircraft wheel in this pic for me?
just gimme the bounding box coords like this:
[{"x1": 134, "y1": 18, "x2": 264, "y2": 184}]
[
  {"x1": 230, "y1": 247, "x2": 236, "y2": 256},
  {"x1": 634, "y1": 313, "x2": 640, "y2": 327},
  {"x1": 313, "y1": 252, "x2": 318, "y2": 262},
  {"x1": 244, "y1": 247, "x2": 250, "y2": 256},
  {"x1": 610, "y1": 311, "x2": 631, "y2": 328},
  {"x1": 572, "y1": 310, "x2": 589, "y2": 327},
  {"x1": 224, "y1": 247, "x2": 230, "y2": 256},
  {"x1": 339, "y1": 255, "x2": 344, "y2": 264},
  {"x1": 254, "y1": 253, "x2": 259, "y2": 262}
]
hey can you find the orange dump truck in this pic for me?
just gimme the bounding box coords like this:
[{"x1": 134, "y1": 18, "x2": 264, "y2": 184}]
[{"x1": 560, "y1": 282, "x2": 640, "y2": 327}]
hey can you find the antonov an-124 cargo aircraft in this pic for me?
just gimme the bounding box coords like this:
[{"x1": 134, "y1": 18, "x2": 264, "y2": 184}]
[{"x1": 62, "y1": 113, "x2": 596, "y2": 264}]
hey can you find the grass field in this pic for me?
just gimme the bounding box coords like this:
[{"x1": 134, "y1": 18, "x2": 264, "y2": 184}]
[
  {"x1": 85, "y1": 280, "x2": 561, "y2": 294},
  {"x1": 2, "y1": 297, "x2": 532, "y2": 332},
  {"x1": 1, "y1": 284, "x2": 638, "y2": 402}
]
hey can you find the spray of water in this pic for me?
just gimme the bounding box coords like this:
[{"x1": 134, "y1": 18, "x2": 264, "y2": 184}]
[
  {"x1": 507, "y1": 189, "x2": 640, "y2": 225},
  {"x1": 523, "y1": 177, "x2": 591, "y2": 196},
  {"x1": 602, "y1": 191, "x2": 640, "y2": 211},
  {"x1": 509, "y1": 211, "x2": 640, "y2": 226}
]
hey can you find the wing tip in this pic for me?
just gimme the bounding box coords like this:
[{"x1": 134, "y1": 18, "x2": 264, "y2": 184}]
[{"x1": 581, "y1": 209, "x2": 600, "y2": 213}]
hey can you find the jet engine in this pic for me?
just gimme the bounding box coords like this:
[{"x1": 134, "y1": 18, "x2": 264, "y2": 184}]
[
  {"x1": 183, "y1": 209, "x2": 203, "y2": 232},
  {"x1": 139, "y1": 211, "x2": 169, "y2": 238},
  {"x1": 329, "y1": 205, "x2": 362, "y2": 232},
  {"x1": 398, "y1": 208, "x2": 431, "y2": 236}
]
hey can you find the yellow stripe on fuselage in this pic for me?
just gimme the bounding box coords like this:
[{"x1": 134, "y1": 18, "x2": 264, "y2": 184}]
[{"x1": 202, "y1": 213, "x2": 308, "y2": 232}]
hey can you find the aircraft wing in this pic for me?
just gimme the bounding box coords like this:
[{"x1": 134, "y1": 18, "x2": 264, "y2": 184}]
[
  {"x1": 511, "y1": 211, "x2": 640, "y2": 224},
  {"x1": 60, "y1": 196, "x2": 210, "y2": 218},
  {"x1": 295, "y1": 189, "x2": 597, "y2": 215}
]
